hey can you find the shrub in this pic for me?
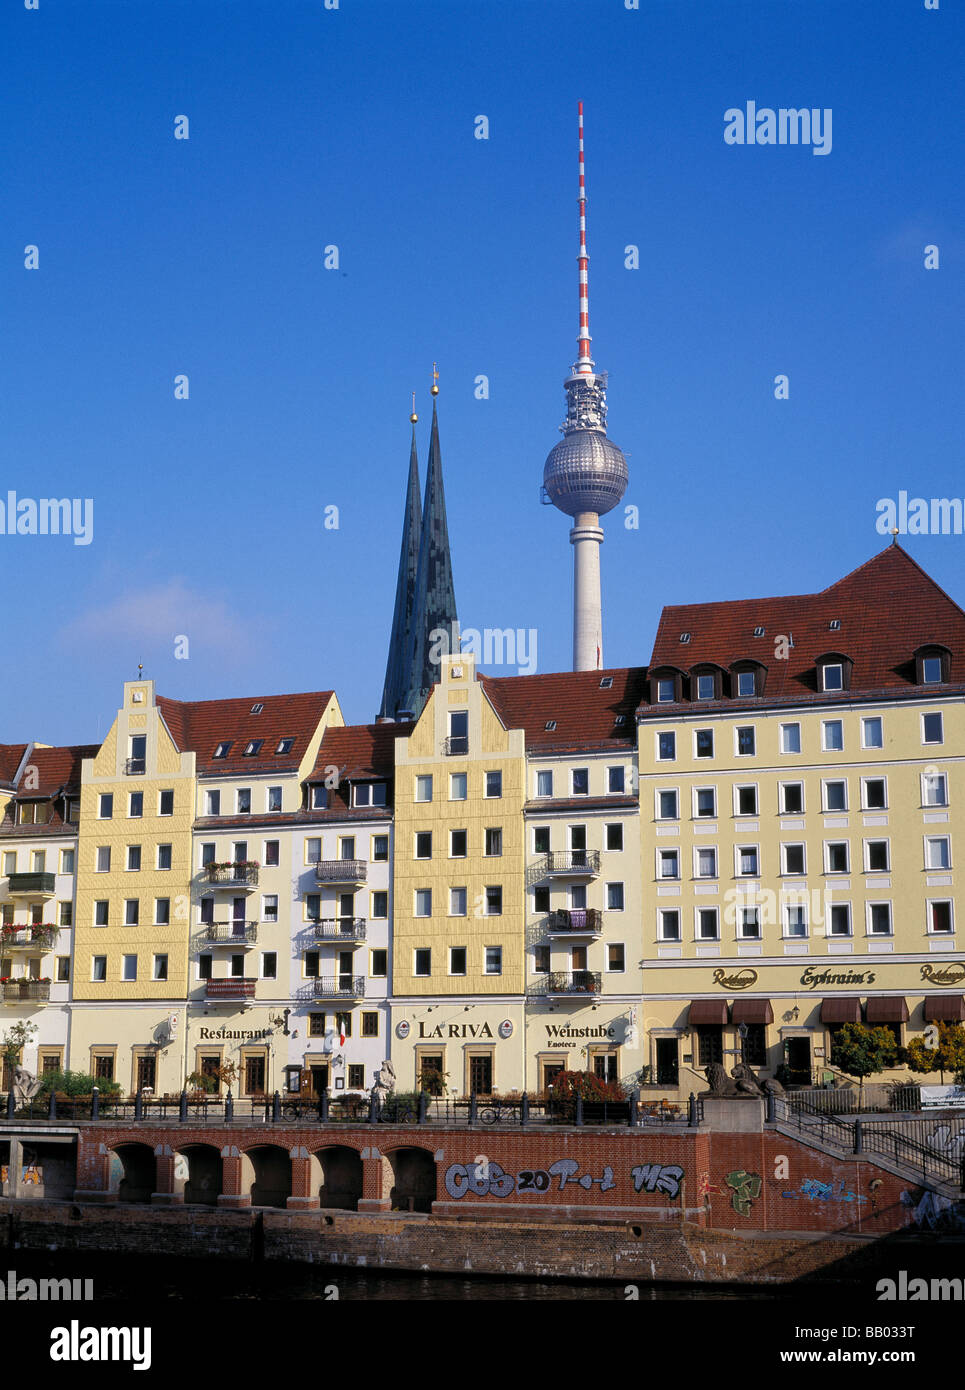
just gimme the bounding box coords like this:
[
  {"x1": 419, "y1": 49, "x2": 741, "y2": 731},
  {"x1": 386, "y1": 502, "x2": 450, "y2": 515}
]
[
  {"x1": 34, "y1": 1070, "x2": 122, "y2": 1098},
  {"x1": 546, "y1": 1069, "x2": 627, "y2": 1121}
]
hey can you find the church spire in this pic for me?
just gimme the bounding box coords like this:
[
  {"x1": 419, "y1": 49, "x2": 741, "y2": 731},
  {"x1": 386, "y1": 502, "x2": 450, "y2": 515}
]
[
  {"x1": 402, "y1": 372, "x2": 459, "y2": 718},
  {"x1": 378, "y1": 403, "x2": 423, "y2": 720}
]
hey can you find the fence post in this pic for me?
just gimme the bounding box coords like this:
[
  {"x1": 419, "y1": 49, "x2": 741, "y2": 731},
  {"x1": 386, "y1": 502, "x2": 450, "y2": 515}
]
[
  {"x1": 134, "y1": 1090, "x2": 143, "y2": 1122},
  {"x1": 853, "y1": 1119, "x2": 863, "y2": 1154},
  {"x1": 628, "y1": 1093, "x2": 638, "y2": 1127},
  {"x1": 468, "y1": 1092, "x2": 478, "y2": 1127},
  {"x1": 688, "y1": 1092, "x2": 697, "y2": 1127},
  {"x1": 319, "y1": 1090, "x2": 329, "y2": 1123},
  {"x1": 5, "y1": 1090, "x2": 13, "y2": 1120},
  {"x1": 91, "y1": 1086, "x2": 99, "y2": 1120},
  {"x1": 271, "y1": 1092, "x2": 281, "y2": 1124},
  {"x1": 575, "y1": 1094, "x2": 584, "y2": 1127},
  {"x1": 48, "y1": 1090, "x2": 57, "y2": 1120},
  {"x1": 225, "y1": 1089, "x2": 234, "y2": 1123},
  {"x1": 417, "y1": 1091, "x2": 427, "y2": 1125},
  {"x1": 765, "y1": 1092, "x2": 775, "y2": 1123},
  {"x1": 368, "y1": 1093, "x2": 379, "y2": 1124},
  {"x1": 520, "y1": 1092, "x2": 530, "y2": 1127}
]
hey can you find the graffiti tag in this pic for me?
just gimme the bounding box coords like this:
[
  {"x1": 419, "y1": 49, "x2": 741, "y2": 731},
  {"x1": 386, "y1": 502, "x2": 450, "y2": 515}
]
[
  {"x1": 781, "y1": 1177, "x2": 867, "y2": 1205},
  {"x1": 444, "y1": 1157, "x2": 616, "y2": 1200},
  {"x1": 726, "y1": 1169, "x2": 761, "y2": 1216},
  {"x1": 631, "y1": 1163, "x2": 684, "y2": 1199}
]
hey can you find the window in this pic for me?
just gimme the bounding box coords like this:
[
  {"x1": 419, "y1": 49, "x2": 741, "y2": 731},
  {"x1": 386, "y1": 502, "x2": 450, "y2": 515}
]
[
  {"x1": 236, "y1": 788, "x2": 251, "y2": 815},
  {"x1": 607, "y1": 943, "x2": 625, "y2": 972},
  {"x1": 2, "y1": 851, "x2": 15, "y2": 875},
  {"x1": 128, "y1": 791, "x2": 143, "y2": 818},
  {"x1": 91, "y1": 956, "x2": 107, "y2": 981},
  {"x1": 823, "y1": 780, "x2": 848, "y2": 812},
  {"x1": 266, "y1": 786, "x2": 282, "y2": 812},
  {"x1": 53, "y1": 956, "x2": 69, "y2": 983},
  {"x1": 124, "y1": 900, "x2": 139, "y2": 926},
  {"x1": 657, "y1": 731, "x2": 676, "y2": 761},
  {"x1": 198, "y1": 955, "x2": 212, "y2": 981},
  {"x1": 158, "y1": 790, "x2": 174, "y2": 816},
  {"x1": 865, "y1": 840, "x2": 890, "y2": 872},
  {"x1": 415, "y1": 775, "x2": 433, "y2": 802},
  {"x1": 659, "y1": 848, "x2": 679, "y2": 879},
  {"x1": 822, "y1": 663, "x2": 844, "y2": 692},
  {"x1": 600, "y1": 675, "x2": 614, "y2": 687},
  {"x1": 825, "y1": 841, "x2": 849, "y2": 873},
  {"x1": 415, "y1": 832, "x2": 433, "y2": 859},
  {"x1": 484, "y1": 947, "x2": 502, "y2": 975},
  {"x1": 449, "y1": 773, "x2": 467, "y2": 801},
  {"x1": 696, "y1": 847, "x2": 717, "y2": 879},
  {"x1": 923, "y1": 773, "x2": 948, "y2": 807},
  {"x1": 822, "y1": 720, "x2": 843, "y2": 752},
  {"x1": 59, "y1": 901, "x2": 72, "y2": 926},
  {"x1": 738, "y1": 907, "x2": 760, "y2": 939},
  {"x1": 309, "y1": 1013, "x2": 326, "y2": 1037},
  {"x1": 606, "y1": 823, "x2": 623, "y2": 851},
  {"x1": 304, "y1": 951, "x2": 320, "y2": 979},
  {"x1": 863, "y1": 778, "x2": 887, "y2": 810},
  {"x1": 570, "y1": 883, "x2": 587, "y2": 910},
  {"x1": 572, "y1": 768, "x2": 589, "y2": 795},
  {"x1": 929, "y1": 901, "x2": 954, "y2": 934},
  {"x1": 657, "y1": 677, "x2": 675, "y2": 703},
  {"x1": 234, "y1": 840, "x2": 249, "y2": 863},
  {"x1": 96, "y1": 846, "x2": 111, "y2": 872},
  {"x1": 156, "y1": 844, "x2": 172, "y2": 871},
  {"x1": 735, "y1": 670, "x2": 755, "y2": 697},
  {"x1": 370, "y1": 949, "x2": 387, "y2": 977},
  {"x1": 536, "y1": 770, "x2": 553, "y2": 798},
  {"x1": 154, "y1": 898, "x2": 170, "y2": 925},
  {"x1": 923, "y1": 713, "x2": 944, "y2": 745},
  {"x1": 443, "y1": 829, "x2": 464, "y2": 858},
  {"x1": 695, "y1": 787, "x2": 716, "y2": 818},
  {"x1": 862, "y1": 717, "x2": 883, "y2": 749},
  {"x1": 362, "y1": 1012, "x2": 379, "y2": 1038},
  {"x1": 608, "y1": 766, "x2": 625, "y2": 793},
  {"x1": 659, "y1": 909, "x2": 681, "y2": 942},
  {"x1": 414, "y1": 889, "x2": 431, "y2": 917},
  {"x1": 485, "y1": 771, "x2": 502, "y2": 798},
  {"x1": 829, "y1": 904, "x2": 851, "y2": 937},
  {"x1": 607, "y1": 882, "x2": 625, "y2": 910},
  {"x1": 311, "y1": 786, "x2": 328, "y2": 811},
  {"x1": 697, "y1": 908, "x2": 719, "y2": 940},
  {"x1": 353, "y1": 782, "x2": 386, "y2": 807},
  {"x1": 94, "y1": 901, "x2": 109, "y2": 927},
  {"x1": 922, "y1": 656, "x2": 943, "y2": 684},
  {"x1": 242, "y1": 740, "x2": 263, "y2": 757},
  {"x1": 305, "y1": 839, "x2": 321, "y2": 865},
  {"x1": 371, "y1": 891, "x2": 387, "y2": 919},
  {"x1": 372, "y1": 834, "x2": 388, "y2": 863},
  {"x1": 98, "y1": 794, "x2": 113, "y2": 819},
  {"x1": 214, "y1": 741, "x2": 232, "y2": 760},
  {"x1": 92, "y1": 1052, "x2": 114, "y2": 1080},
  {"x1": 484, "y1": 828, "x2": 502, "y2": 856},
  {"x1": 736, "y1": 726, "x2": 756, "y2": 756},
  {"x1": 261, "y1": 952, "x2": 277, "y2": 980},
  {"x1": 695, "y1": 729, "x2": 714, "y2": 758},
  {"x1": 414, "y1": 948, "x2": 431, "y2": 977},
  {"x1": 658, "y1": 789, "x2": 679, "y2": 820},
  {"x1": 276, "y1": 738, "x2": 294, "y2": 755},
  {"x1": 485, "y1": 886, "x2": 502, "y2": 915},
  {"x1": 205, "y1": 790, "x2": 221, "y2": 816},
  {"x1": 925, "y1": 837, "x2": 950, "y2": 870},
  {"x1": 121, "y1": 954, "x2": 137, "y2": 981},
  {"x1": 263, "y1": 894, "x2": 279, "y2": 922},
  {"x1": 534, "y1": 945, "x2": 550, "y2": 974},
  {"x1": 738, "y1": 845, "x2": 759, "y2": 876},
  {"x1": 780, "y1": 723, "x2": 801, "y2": 754},
  {"x1": 533, "y1": 827, "x2": 550, "y2": 854},
  {"x1": 126, "y1": 845, "x2": 141, "y2": 871},
  {"x1": 448, "y1": 710, "x2": 469, "y2": 752},
  {"x1": 868, "y1": 903, "x2": 892, "y2": 935},
  {"x1": 696, "y1": 675, "x2": 715, "y2": 700},
  {"x1": 449, "y1": 887, "x2": 467, "y2": 916},
  {"x1": 783, "y1": 844, "x2": 806, "y2": 875},
  {"x1": 735, "y1": 785, "x2": 758, "y2": 816},
  {"x1": 785, "y1": 904, "x2": 807, "y2": 938}
]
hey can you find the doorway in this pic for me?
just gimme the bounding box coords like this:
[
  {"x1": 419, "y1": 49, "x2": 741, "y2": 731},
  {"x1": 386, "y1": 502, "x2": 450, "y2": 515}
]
[
  {"x1": 784, "y1": 1036, "x2": 812, "y2": 1086},
  {"x1": 655, "y1": 1037, "x2": 679, "y2": 1086}
]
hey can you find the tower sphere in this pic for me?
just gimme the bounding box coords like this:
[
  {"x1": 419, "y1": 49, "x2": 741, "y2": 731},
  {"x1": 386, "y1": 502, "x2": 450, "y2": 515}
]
[{"x1": 543, "y1": 428, "x2": 628, "y2": 518}]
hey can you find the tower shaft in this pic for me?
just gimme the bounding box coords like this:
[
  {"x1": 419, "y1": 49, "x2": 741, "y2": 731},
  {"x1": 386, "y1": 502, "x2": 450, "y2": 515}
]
[{"x1": 571, "y1": 514, "x2": 604, "y2": 670}]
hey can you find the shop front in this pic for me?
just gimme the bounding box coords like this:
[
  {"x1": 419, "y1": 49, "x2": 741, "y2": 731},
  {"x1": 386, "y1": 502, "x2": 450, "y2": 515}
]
[{"x1": 389, "y1": 1002, "x2": 526, "y2": 1097}]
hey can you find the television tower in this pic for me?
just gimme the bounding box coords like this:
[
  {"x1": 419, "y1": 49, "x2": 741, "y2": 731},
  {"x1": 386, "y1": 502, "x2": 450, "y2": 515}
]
[{"x1": 542, "y1": 103, "x2": 628, "y2": 670}]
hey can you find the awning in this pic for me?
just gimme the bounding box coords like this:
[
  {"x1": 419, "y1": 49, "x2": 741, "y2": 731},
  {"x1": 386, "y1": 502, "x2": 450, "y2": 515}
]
[
  {"x1": 689, "y1": 1000, "x2": 728, "y2": 1026},
  {"x1": 732, "y1": 999, "x2": 774, "y2": 1025},
  {"x1": 820, "y1": 997, "x2": 862, "y2": 1024},
  {"x1": 924, "y1": 995, "x2": 965, "y2": 1023},
  {"x1": 866, "y1": 997, "x2": 910, "y2": 1024}
]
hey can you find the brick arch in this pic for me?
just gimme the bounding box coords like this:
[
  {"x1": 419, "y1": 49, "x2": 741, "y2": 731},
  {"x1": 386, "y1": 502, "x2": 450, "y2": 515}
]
[
  {"x1": 240, "y1": 1144, "x2": 291, "y2": 1208},
  {"x1": 108, "y1": 1143, "x2": 155, "y2": 1204},
  {"x1": 382, "y1": 1146, "x2": 437, "y2": 1213},
  {"x1": 174, "y1": 1143, "x2": 222, "y2": 1205},
  {"x1": 313, "y1": 1145, "x2": 363, "y2": 1210}
]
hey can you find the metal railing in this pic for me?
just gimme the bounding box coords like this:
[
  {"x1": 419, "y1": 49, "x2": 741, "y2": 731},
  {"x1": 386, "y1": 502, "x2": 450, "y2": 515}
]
[
  {"x1": 526, "y1": 970, "x2": 602, "y2": 997},
  {"x1": 123, "y1": 758, "x2": 145, "y2": 775},
  {"x1": 309, "y1": 918, "x2": 367, "y2": 942},
  {"x1": 310, "y1": 975, "x2": 366, "y2": 999},
  {"x1": 6, "y1": 873, "x2": 56, "y2": 896},
  {"x1": 785, "y1": 1082, "x2": 922, "y2": 1115},
  {"x1": 205, "y1": 922, "x2": 258, "y2": 945},
  {"x1": 1, "y1": 926, "x2": 57, "y2": 950},
  {"x1": 313, "y1": 860, "x2": 367, "y2": 883},
  {"x1": 443, "y1": 736, "x2": 468, "y2": 756},
  {"x1": 204, "y1": 978, "x2": 256, "y2": 1000},
  {"x1": 2, "y1": 980, "x2": 51, "y2": 1003},
  {"x1": 541, "y1": 850, "x2": 601, "y2": 876},
  {"x1": 204, "y1": 865, "x2": 259, "y2": 888},
  {"x1": 546, "y1": 908, "x2": 602, "y2": 934}
]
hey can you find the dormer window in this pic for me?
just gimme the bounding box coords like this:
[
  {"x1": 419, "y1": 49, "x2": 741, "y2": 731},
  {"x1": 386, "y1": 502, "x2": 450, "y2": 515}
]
[
  {"x1": 737, "y1": 671, "x2": 755, "y2": 697},
  {"x1": 213, "y1": 742, "x2": 232, "y2": 759},
  {"x1": 243, "y1": 740, "x2": 263, "y2": 757},
  {"x1": 914, "y1": 646, "x2": 950, "y2": 685},
  {"x1": 816, "y1": 652, "x2": 852, "y2": 693},
  {"x1": 696, "y1": 675, "x2": 715, "y2": 700},
  {"x1": 657, "y1": 679, "x2": 674, "y2": 703},
  {"x1": 822, "y1": 664, "x2": 843, "y2": 692},
  {"x1": 276, "y1": 738, "x2": 294, "y2": 754},
  {"x1": 923, "y1": 658, "x2": 942, "y2": 683}
]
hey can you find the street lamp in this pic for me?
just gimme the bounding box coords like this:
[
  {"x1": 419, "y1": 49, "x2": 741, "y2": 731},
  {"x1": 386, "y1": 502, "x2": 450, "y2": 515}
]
[{"x1": 737, "y1": 1022, "x2": 748, "y2": 1068}]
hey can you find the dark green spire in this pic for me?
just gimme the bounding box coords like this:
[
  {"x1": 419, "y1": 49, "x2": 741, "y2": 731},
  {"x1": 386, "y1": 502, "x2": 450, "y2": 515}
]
[{"x1": 378, "y1": 421, "x2": 423, "y2": 720}]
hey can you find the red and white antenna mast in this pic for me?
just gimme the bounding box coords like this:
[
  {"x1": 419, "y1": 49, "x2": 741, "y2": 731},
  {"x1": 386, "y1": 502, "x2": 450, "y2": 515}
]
[{"x1": 575, "y1": 101, "x2": 594, "y2": 376}]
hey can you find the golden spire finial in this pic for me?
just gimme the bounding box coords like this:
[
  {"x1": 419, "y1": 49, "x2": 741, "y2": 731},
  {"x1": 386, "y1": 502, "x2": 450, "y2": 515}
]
[
  {"x1": 431, "y1": 361, "x2": 439, "y2": 396},
  {"x1": 410, "y1": 391, "x2": 418, "y2": 424}
]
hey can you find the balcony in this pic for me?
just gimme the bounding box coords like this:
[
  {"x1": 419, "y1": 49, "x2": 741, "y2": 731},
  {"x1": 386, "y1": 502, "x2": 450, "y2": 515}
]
[
  {"x1": 205, "y1": 978, "x2": 256, "y2": 1001},
  {"x1": 313, "y1": 859, "x2": 367, "y2": 885},
  {"x1": 6, "y1": 873, "x2": 56, "y2": 899},
  {"x1": 538, "y1": 851, "x2": 601, "y2": 879},
  {"x1": 2, "y1": 980, "x2": 51, "y2": 1004},
  {"x1": 311, "y1": 975, "x2": 366, "y2": 1000},
  {"x1": 2, "y1": 926, "x2": 57, "y2": 952},
  {"x1": 528, "y1": 970, "x2": 602, "y2": 998},
  {"x1": 309, "y1": 918, "x2": 367, "y2": 943},
  {"x1": 443, "y1": 736, "x2": 469, "y2": 756},
  {"x1": 204, "y1": 863, "x2": 259, "y2": 890},
  {"x1": 546, "y1": 908, "x2": 602, "y2": 937},
  {"x1": 124, "y1": 758, "x2": 146, "y2": 775},
  {"x1": 205, "y1": 922, "x2": 258, "y2": 947}
]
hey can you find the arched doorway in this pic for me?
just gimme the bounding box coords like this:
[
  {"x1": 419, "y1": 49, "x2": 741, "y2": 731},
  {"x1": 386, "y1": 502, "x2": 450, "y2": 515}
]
[
  {"x1": 110, "y1": 1144, "x2": 155, "y2": 1203},
  {"x1": 244, "y1": 1145, "x2": 291, "y2": 1208},
  {"x1": 315, "y1": 1145, "x2": 363, "y2": 1210},
  {"x1": 386, "y1": 1148, "x2": 436, "y2": 1213},
  {"x1": 178, "y1": 1145, "x2": 223, "y2": 1205}
]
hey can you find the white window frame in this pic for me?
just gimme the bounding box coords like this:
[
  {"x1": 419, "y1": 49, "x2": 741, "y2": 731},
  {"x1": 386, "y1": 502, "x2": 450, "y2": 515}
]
[
  {"x1": 657, "y1": 848, "x2": 680, "y2": 880},
  {"x1": 828, "y1": 902, "x2": 852, "y2": 938},
  {"x1": 866, "y1": 901, "x2": 893, "y2": 937},
  {"x1": 695, "y1": 846, "x2": 718, "y2": 880},
  {"x1": 861, "y1": 776, "x2": 888, "y2": 811},
  {"x1": 483, "y1": 946, "x2": 502, "y2": 975},
  {"x1": 536, "y1": 769, "x2": 553, "y2": 798},
  {"x1": 694, "y1": 728, "x2": 715, "y2": 759},
  {"x1": 606, "y1": 881, "x2": 625, "y2": 911},
  {"x1": 922, "y1": 712, "x2": 944, "y2": 746},
  {"x1": 780, "y1": 723, "x2": 801, "y2": 755},
  {"x1": 821, "y1": 662, "x2": 844, "y2": 692},
  {"x1": 922, "y1": 772, "x2": 948, "y2": 807},
  {"x1": 656, "y1": 788, "x2": 680, "y2": 821},
  {"x1": 449, "y1": 887, "x2": 467, "y2": 917},
  {"x1": 448, "y1": 946, "x2": 467, "y2": 976},
  {"x1": 449, "y1": 772, "x2": 468, "y2": 801},
  {"x1": 823, "y1": 840, "x2": 850, "y2": 874},
  {"x1": 863, "y1": 838, "x2": 891, "y2": 873},
  {"x1": 861, "y1": 716, "x2": 883, "y2": 749},
  {"x1": 779, "y1": 782, "x2": 805, "y2": 814},
  {"x1": 693, "y1": 786, "x2": 717, "y2": 819},
  {"x1": 736, "y1": 844, "x2": 759, "y2": 877},
  {"x1": 821, "y1": 719, "x2": 844, "y2": 752},
  {"x1": 782, "y1": 843, "x2": 807, "y2": 876},
  {"x1": 738, "y1": 906, "x2": 761, "y2": 940},
  {"x1": 484, "y1": 771, "x2": 502, "y2": 799},
  {"x1": 695, "y1": 906, "x2": 720, "y2": 941},
  {"x1": 927, "y1": 900, "x2": 955, "y2": 935},
  {"x1": 658, "y1": 909, "x2": 681, "y2": 942},
  {"x1": 734, "y1": 725, "x2": 756, "y2": 757},
  {"x1": 734, "y1": 783, "x2": 759, "y2": 817},
  {"x1": 414, "y1": 889, "x2": 432, "y2": 918},
  {"x1": 822, "y1": 779, "x2": 849, "y2": 813},
  {"x1": 924, "y1": 836, "x2": 951, "y2": 871},
  {"x1": 736, "y1": 670, "x2": 756, "y2": 698},
  {"x1": 606, "y1": 942, "x2": 626, "y2": 973},
  {"x1": 784, "y1": 903, "x2": 808, "y2": 939},
  {"x1": 656, "y1": 731, "x2": 676, "y2": 762},
  {"x1": 414, "y1": 775, "x2": 433, "y2": 803}
]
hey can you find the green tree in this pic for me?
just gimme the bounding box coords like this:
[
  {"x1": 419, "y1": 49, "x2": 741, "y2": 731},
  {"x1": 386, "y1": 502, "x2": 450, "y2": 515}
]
[
  {"x1": 1, "y1": 1020, "x2": 38, "y2": 1084},
  {"x1": 830, "y1": 1023, "x2": 899, "y2": 1105},
  {"x1": 904, "y1": 1023, "x2": 965, "y2": 1085}
]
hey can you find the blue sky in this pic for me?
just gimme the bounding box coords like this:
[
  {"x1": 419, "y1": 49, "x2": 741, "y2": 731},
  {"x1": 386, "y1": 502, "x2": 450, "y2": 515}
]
[{"x1": 3, "y1": 0, "x2": 963, "y2": 745}]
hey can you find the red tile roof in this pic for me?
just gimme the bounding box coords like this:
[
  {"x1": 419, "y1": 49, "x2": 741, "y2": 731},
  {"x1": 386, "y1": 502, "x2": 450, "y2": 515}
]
[
  {"x1": 16, "y1": 744, "x2": 100, "y2": 797},
  {"x1": 479, "y1": 668, "x2": 649, "y2": 749},
  {"x1": 156, "y1": 691, "x2": 336, "y2": 774},
  {"x1": 645, "y1": 546, "x2": 965, "y2": 709},
  {"x1": 0, "y1": 745, "x2": 28, "y2": 788},
  {"x1": 309, "y1": 722, "x2": 412, "y2": 782}
]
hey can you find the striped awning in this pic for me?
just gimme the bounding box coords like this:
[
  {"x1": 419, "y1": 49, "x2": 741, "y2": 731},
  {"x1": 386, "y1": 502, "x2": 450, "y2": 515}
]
[
  {"x1": 731, "y1": 999, "x2": 774, "y2": 1025},
  {"x1": 820, "y1": 997, "x2": 862, "y2": 1024},
  {"x1": 924, "y1": 995, "x2": 965, "y2": 1023},
  {"x1": 866, "y1": 997, "x2": 910, "y2": 1024},
  {"x1": 689, "y1": 999, "x2": 728, "y2": 1026}
]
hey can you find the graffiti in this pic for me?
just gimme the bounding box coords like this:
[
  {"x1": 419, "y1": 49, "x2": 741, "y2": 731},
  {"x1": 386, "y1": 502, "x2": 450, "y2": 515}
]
[
  {"x1": 444, "y1": 1157, "x2": 615, "y2": 1201},
  {"x1": 631, "y1": 1163, "x2": 684, "y2": 1199},
  {"x1": 927, "y1": 1124, "x2": 965, "y2": 1157},
  {"x1": 901, "y1": 1188, "x2": 965, "y2": 1232},
  {"x1": 0, "y1": 1165, "x2": 41, "y2": 1186},
  {"x1": 781, "y1": 1177, "x2": 867, "y2": 1205},
  {"x1": 726, "y1": 1169, "x2": 762, "y2": 1216},
  {"x1": 698, "y1": 1171, "x2": 723, "y2": 1203}
]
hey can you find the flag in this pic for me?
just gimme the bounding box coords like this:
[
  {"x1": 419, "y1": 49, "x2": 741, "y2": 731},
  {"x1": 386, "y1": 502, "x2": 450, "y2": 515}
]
[{"x1": 338, "y1": 1017, "x2": 346, "y2": 1047}]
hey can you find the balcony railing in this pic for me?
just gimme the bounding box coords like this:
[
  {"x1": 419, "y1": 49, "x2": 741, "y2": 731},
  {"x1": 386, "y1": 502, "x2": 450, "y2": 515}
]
[
  {"x1": 546, "y1": 908, "x2": 602, "y2": 936},
  {"x1": 205, "y1": 922, "x2": 258, "y2": 945},
  {"x1": 204, "y1": 864, "x2": 259, "y2": 889},
  {"x1": 309, "y1": 918, "x2": 367, "y2": 942},
  {"x1": 2, "y1": 980, "x2": 51, "y2": 1003},
  {"x1": 1, "y1": 926, "x2": 57, "y2": 951},
  {"x1": 205, "y1": 978, "x2": 256, "y2": 1001},
  {"x1": 528, "y1": 970, "x2": 602, "y2": 998},
  {"x1": 124, "y1": 758, "x2": 146, "y2": 775},
  {"x1": 540, "y1": 851, "x2": 601, "y2": 877},
  {"x1": 443, "y1": 736, "x2": 469, "y2": 756},
  {"x1": 6, "y1": 873, "x2": 56, "y2": 898},
  {"x1": 313, "y1": 859, "x2": 367, "y2": 884},
  {"x1": 311, "y1": 975, "x2": 366, "y2": 999}
]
